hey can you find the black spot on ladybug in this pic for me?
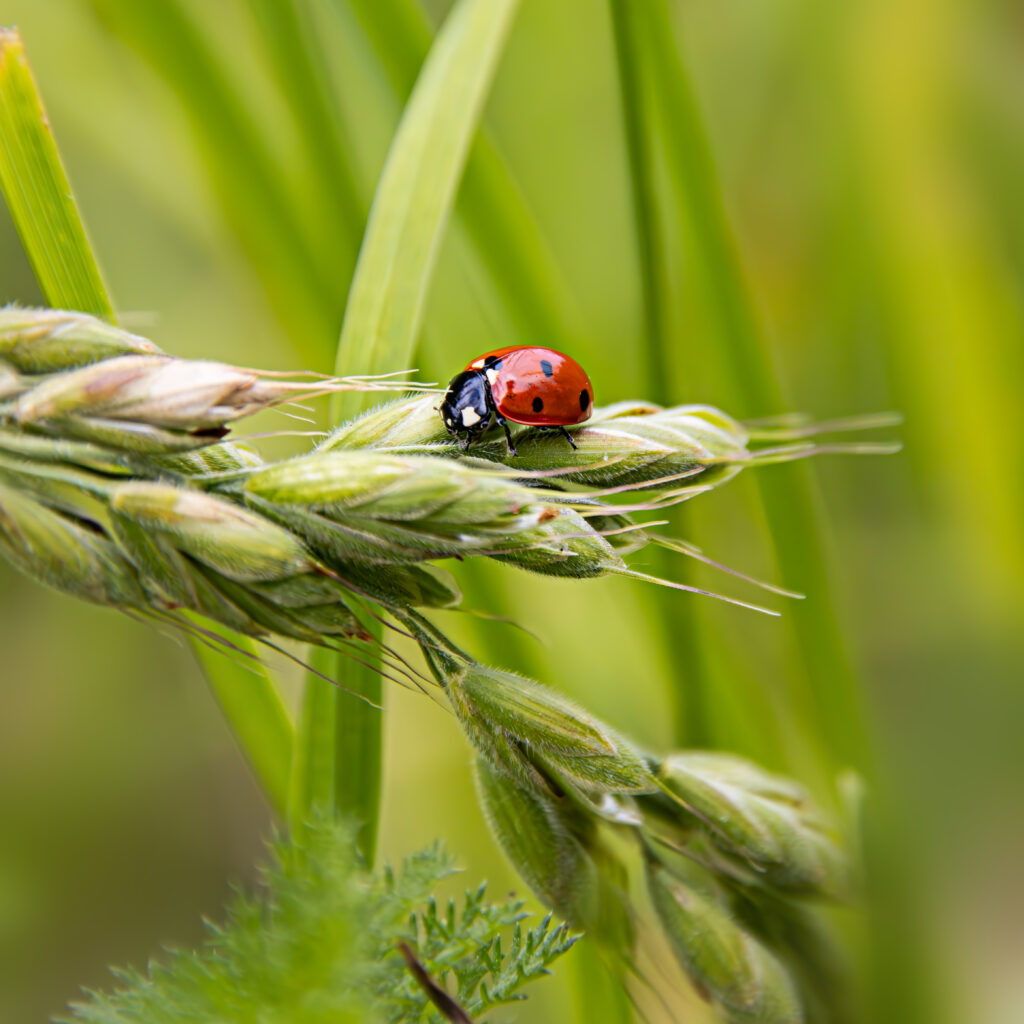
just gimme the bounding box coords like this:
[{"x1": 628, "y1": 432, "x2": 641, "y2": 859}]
[
  {"x1": 579, "y1": 389, "x2": 590, "y2": 411},
  {"x1": 532, "y1": 396, "x2": 544, "y2": 413},
  {"x1": 540, "y1": 359, "x2": 554, "y2": 378}
]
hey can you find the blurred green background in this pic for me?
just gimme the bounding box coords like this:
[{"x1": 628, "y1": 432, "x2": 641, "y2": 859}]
[{"x1": 1, "y1": 0, "x2": 1022, "y2": 1021}]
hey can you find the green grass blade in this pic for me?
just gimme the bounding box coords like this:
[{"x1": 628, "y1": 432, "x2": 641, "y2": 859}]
[
  {"x1": 308, "y1": 0, "x2": 520, "y2": 864},
  {"x1": 332, "y1": 654, "x2": 383, "y2": 860},
  {"x1": 288, "y1": 646, "x2": 338, "y2": 834},
  {"x1": 191, "y1": 624, "x2": 294, "y2": 817},
  {"x1": 0, "y1": 27, "x2": 294, "y2": 815},
  {"x1": 638, "y1": 1, "x2": 867, "y2": 769},
  {"x1": 342, "y1": 0, "x2": 576, "y2": 341},
  {"x1": 607, "y1": 0, "x2": 671, "y2": 398},
  {"x1": 607, "y1": 0, "x2": 715, "y2": 757},
  {"x1": 332, "y1": 0, "x2": 522, "y2": 395},
  {"x1": 248, "y1": 0, "x2": 365, "y2": 268},
  {"x1": 0, "y1": 29, "x2": 112, "y2": 317}
]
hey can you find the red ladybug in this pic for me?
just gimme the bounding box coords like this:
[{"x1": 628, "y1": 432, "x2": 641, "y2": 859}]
[{"x1": 439, "y1": 345, "x2": 593, "y2": 456}]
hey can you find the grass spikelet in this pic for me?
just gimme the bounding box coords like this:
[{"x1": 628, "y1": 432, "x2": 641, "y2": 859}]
[
  {"x1": 656, "y1": 753, "x2": 850, "y2": 899},
  {"x1": 645, "y1": 858, "x2": 804, "y2": 1024},
  {"x1": 0, "y1": 483, "x2": 145, "y2": 606},
  {"x1": 453, "y1": 662, "x2": 657, "y2": 796},
  {"x1": 0, "y1": 307, "x2": 159, "y2": 372},
  {"x1": 0, "y1": 309, "x2": 869, "y2": 1021},
  {"x1": 474, "y1": 756, "x2": 630, "y2": 939},
  {"x1": 322, "y1": 393, "x2": 898, "y2": 493},
  {"x1": 109, "y1": 482, "x2": 316, "y2": 583},
  {"x1": 243, "y1": 450, "x2": 632, "y2": 578}
]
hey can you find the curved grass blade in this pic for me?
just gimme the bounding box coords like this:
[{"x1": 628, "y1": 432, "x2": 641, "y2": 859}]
[
  {"x1": 607, "y1": 0, "x2": 719, "y2": 779},
  {"x1": 331, "y1": 0, "x2": 522, "y2": 408},
  {"x1": 0, "y1": 29, "x2": 112, "y2": 317},
  {"x1": 342, "y1": 0, "x2": 577, "y2": 342},
  {"x1": 302, "y1": 0, "x2": 521, "y2": 865},
  {"x1": 248, "y1": 0, "x2": 365, "y2": 272},
  {"x1": 189, "y1": 619, "x2": 294, "y2": 816},
  {"x1": 0, "y1": 28, "x2": 294, "y2": 815}
]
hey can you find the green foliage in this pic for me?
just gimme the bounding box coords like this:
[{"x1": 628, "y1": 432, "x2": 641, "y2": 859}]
[
  {"x1": 63, "y1": 814, "x2": 577, "y2": 1024},
  {"x1": 0, "y1": 30, "x2": 112, "y2": 319}
]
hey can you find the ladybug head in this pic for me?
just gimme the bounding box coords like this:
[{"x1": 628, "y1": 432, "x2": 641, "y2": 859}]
[{"x1": 440, "y1": 369, "x2": 492, "y2": 438}]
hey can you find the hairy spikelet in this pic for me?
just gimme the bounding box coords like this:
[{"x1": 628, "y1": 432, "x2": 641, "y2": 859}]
[{"x1": 322, "y1": 393, "x2": 898, "y2": 488}]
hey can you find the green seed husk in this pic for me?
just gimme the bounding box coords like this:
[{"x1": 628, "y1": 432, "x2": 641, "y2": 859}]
[
  {"x1": 646, "y1": 857, "x2": 804, "y2": 1024},
  {"x1": 474, "y1": 756, "x2": 600, "y2": 926},
  {"x1": 443, "y1": 661, "x2": 657, "y2": 797},
  {"x1": 0, "y1": 307, "x2": 160, "y2": 372},
  {"x1": 658, "y1": 752, "x2": 849, "y2": 898},
  {"x1": 110, "y1": 482, "x2": 315, "y2": 583},
  {"x1": 243, "y1": 449, "x2": 628, "y2": 577},
  {"x1": 0, "y1": 483, "x2": 144, "y2": 606},
  {"x1": 0, "y1": 361, "x2": 24, "y2": 398},
  {"x1": 322, "y1": 394, "x2": 449, "y2": 451}
]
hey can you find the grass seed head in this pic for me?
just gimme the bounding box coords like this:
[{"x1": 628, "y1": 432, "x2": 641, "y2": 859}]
[
  {"x1": 322, "y1": 394, "x2": 448, "y2": 451},
  {"x1": 474, "y1": 755, "x2": 617, "y2": 934},
  {"x1": 0, "y1": 483, "x2": 145, "y2": 606},
  {"x1": 449, "y1": 662, "x2": 657, "y2": 796},
  {"x1": 659, "y1": 752, "x2": 849, "y2": 898},
  {"x1": 245, "y1": 450, "x2": 629, "y2": 577},
  {"x1": 646, "y1": 857, "x2": 804, "y2": 1024},
  {"x1": 110, "y1": 481, "x2": 315, "y2": 583}
]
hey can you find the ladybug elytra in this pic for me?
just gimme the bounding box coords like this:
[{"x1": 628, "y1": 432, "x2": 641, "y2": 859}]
[{"x1": 440, "y1": 346, "x2": 593, "y2": 456}]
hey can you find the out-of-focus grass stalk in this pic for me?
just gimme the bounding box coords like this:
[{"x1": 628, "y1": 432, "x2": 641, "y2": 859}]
[
  {"x1": 571, "y1": 941, "x2": 634, "y2": 1024},
  {"x1": 841, "y1": 0, "x2": 1024, "y2": 609},
  {"x1": 637, "y1": 0, "x2": 868, "y2": 771},
  {"x1": 607, "y1": 1, "x2": 671, "y2": 394},
  {"x1": 288, "y1": 646, "x2": 339, "y2": 836},
  {"x1": 248, "y1": 0, "x2": 364, "y2": 279},
  {"x1": 190, "y1": 624, "x2": 293, "y2": 816},
  {"x1": 597, "y1": 6, "x2": 703, "y2": 1017},
  {"x1": 87, "y1": 0, "x2": 344, "y2": 357},
  {"x1": 330, "y1": 0, "x2": 523, "y2": 400},
  {"x1": 607, "y1": 0, "x2": 715, "y2": 757},
  {"x1": 822, "y1": 4, "x2": 1010, "y2": 1020},
  {"x1": 341, "y1": 0, "x2": 580, "y2": 342},
  {"x1": 0, "y1": 30, "x2": 112, "y2": 318},
  {"x1": 300, "y1": 0, "x2": 521, "y2": 864},
  {"x1": 0, "y1": 27, "x2": 294, "y2": 816}
]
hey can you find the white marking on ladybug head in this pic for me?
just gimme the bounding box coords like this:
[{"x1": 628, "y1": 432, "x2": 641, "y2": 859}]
[
  {"x1": 485, "y1": 368, "x2": 499, "y2": 385},
  {"x1": 461, "y1": 407, "x2": 482, "y2": 427},
  {"x1": 470, "y1": 358, "x2": 486, "y2": 369}
]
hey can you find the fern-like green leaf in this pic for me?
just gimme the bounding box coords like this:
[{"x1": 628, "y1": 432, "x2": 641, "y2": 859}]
[{"x1": 63, "y1": 814, "x2": 576, "y2": 1024}]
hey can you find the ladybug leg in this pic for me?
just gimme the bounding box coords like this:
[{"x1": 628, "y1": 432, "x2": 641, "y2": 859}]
[
  {"x1": 556, "y1": 425, "x2": 578, "y2": 450},
  {"x1": 497, "y1": 415, "x2": 517, "y2": 457}
]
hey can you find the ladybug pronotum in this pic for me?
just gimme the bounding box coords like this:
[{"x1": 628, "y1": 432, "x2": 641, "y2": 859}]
[{"x1": 440, "y1": 346, "x2": 594, "y2": 456}]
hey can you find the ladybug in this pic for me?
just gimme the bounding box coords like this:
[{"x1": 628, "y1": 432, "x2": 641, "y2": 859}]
[{"x1": 439, "y1": 346, "x2": 594, "y2": 456}]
